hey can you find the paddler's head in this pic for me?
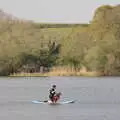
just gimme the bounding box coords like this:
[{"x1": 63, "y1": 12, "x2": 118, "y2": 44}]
[{"x1": 52, "y1": 85, "x2": 56, "y2": 89}]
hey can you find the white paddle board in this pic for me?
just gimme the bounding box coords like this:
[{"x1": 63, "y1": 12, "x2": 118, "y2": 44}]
[{"x1": 32, "y1": 100, "x2": 75, "y2": 104}]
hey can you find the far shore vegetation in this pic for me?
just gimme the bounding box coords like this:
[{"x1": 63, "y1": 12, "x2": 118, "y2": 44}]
[
  {"x1": 10, "y1": 67, "x2": 103, "y2": 77},
  {"x1": 0, "y1": 5, "x2": 120, "y2": 76}
]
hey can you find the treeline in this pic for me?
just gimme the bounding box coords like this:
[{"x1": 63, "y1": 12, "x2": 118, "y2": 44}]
[
  {"x1": 0, "y1": 42, "x2": 60, "y2": 75},
  {"x1": 0, "y1": 5, "x2": 120, "y2": 76},
  {"x1": 32, "y1": 23, "x2": 88, "y2": 29}
]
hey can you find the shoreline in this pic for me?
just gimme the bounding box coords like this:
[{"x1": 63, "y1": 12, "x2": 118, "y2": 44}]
[
  {"x1": 10, "y1": 71, "x2": 103, "y2": 77},
  {"x1": 10, "y1": 67, "x2": 120, "y2": 77}
]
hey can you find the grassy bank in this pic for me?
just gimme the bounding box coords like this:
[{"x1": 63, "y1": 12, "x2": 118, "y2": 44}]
[
  {"x1": 48, "y1": 67, "x2": 102, "y2": 77},
  {"x1": 10, "y1": 72, "x2": 48, "y2": 77},
  {"x1": 10, "y1": 67, "x2": 103, "y2": 77}
]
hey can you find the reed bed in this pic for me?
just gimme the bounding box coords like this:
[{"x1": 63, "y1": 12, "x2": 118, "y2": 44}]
[{"x1": 10, "y1": 66, "x2": 102, "y2": 77}]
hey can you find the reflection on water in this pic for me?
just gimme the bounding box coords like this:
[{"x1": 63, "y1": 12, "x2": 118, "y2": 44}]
[{"x1": 0, "y1": 76, "x2": 120, "y2": 120}]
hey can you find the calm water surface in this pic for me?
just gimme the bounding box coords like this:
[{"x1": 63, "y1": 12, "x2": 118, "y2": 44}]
[{"x1": 0, "y1": 76, "x2": 120, "y2": 120}]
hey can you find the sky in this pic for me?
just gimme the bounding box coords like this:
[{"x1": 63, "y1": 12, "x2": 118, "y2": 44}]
[{"x1": 0, "y1": 0, "x2": 119, "y2": 23}]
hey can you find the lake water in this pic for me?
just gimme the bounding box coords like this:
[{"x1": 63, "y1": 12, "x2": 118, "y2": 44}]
[{"x1": 0, "y1": 76, "x2": 120, "y2": 120}]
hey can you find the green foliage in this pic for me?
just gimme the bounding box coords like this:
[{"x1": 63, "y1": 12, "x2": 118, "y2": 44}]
[{"x1": 84, "y1": 46, "x2": 107, "y2": 71}]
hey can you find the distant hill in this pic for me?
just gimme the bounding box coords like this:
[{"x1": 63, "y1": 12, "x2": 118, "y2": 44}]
[
  {"x1": 0, "y1": 9, "x2": 33, "y2": 23},
  {"x1": 0, "y1": 9, "x2": 89, "y2": 27},
  {"x1": 0, "y1": 9, "x2": 18, "y2": 21}
]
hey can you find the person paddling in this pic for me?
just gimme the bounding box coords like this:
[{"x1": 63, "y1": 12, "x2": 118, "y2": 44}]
[{"x1": 49, "y1": 85, "x2": 56, "y2": 102}]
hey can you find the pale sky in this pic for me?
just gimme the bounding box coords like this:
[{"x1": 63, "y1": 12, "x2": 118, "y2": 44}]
[{"x1": 0, "y1": 0, "x2": 119, "y2": 23}]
